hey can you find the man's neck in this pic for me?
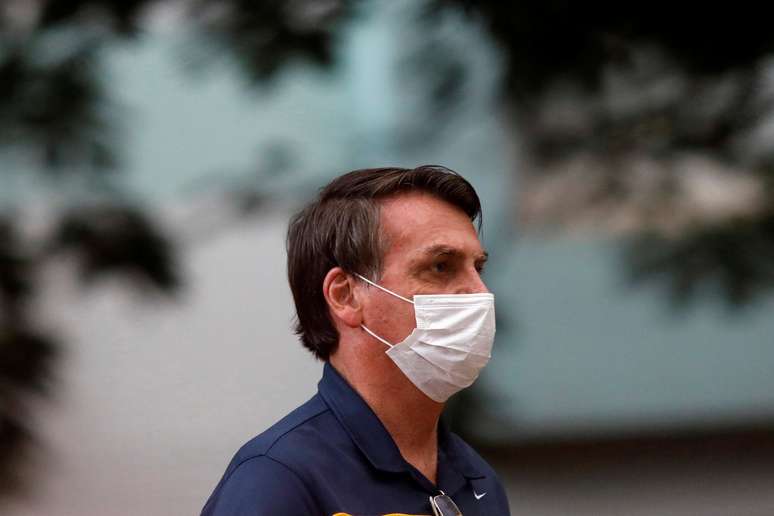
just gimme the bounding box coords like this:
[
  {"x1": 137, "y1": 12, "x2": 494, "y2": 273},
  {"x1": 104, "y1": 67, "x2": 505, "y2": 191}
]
[{"x1": 329, "y1": 358, "x2": 444, "y2": 484}]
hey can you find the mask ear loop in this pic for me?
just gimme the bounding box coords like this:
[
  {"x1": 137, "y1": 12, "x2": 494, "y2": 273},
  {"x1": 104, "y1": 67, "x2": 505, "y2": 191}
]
[
  {"x1": 354, "y1": 273, "x2": 414, "y2": 304},
  {"x1": 360, "y1": 324, "x2": 394, "y2": 348},
  {"x1": 354, "y1": 273, "x2": 414, "y2": 348}
]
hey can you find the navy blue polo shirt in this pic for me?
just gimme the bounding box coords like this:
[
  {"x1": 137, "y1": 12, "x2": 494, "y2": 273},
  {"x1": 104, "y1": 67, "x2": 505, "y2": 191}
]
[{"x1": 201, "y1": 363, "x2": 511, "y2": 515}]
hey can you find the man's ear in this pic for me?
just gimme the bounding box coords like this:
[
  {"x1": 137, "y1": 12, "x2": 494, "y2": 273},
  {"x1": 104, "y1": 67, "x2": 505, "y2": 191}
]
[{"x1": 322, "y1": 267, "x2": 362, "y2": 328}]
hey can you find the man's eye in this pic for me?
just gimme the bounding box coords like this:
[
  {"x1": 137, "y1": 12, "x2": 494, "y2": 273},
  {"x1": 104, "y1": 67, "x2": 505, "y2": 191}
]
[{"x1": 432, "y1": 261, "x2": 448, "y2": 273}]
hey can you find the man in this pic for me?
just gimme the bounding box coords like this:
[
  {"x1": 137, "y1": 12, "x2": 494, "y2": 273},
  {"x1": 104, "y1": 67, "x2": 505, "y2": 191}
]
[{"x1": 201, "y1": 165, "x2": 511, "y2": 515}]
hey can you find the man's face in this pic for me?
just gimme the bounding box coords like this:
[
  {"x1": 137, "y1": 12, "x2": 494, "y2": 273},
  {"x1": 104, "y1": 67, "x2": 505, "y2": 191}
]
[{"x1": 358, "y1": 192, "x2": 489, "y2": 345}]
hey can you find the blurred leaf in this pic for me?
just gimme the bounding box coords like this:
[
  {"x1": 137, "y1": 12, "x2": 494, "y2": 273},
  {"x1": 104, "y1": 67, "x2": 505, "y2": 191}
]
[
  {"x1": 0, "y1": 411, "x2": 34, "y2": 498},
  {"x1": 0, "y1": 326, "x2": 58, "y2": 397},
  {"x1": 625, "y1": 210, "x2": 774, "y2": 309},
  {"x1": 434, "y1": 2, "x2": 774, "y2": 96},
  {"x1": 38, "y1": 0, "x2": 157, "y2": 35},
  {"x1": 0, "y1": 218, "x2": 35, "y2": 313},
  {"x1": 0, "y1": 326, "x2": 58, "y2": 497},
  {"x1": 186, "y1": 0, "x2": 355, "y2": 84},
  {"x1": 50, "y1": 205, "x2": 181, "y2": 293},
  {"x1": 0, "y1": 42, "x2": 119, "y2": 177}
]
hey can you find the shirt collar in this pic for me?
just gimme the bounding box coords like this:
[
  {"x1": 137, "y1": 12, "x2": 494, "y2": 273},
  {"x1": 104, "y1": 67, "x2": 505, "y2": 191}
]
[
  {"x1": 318, "y1": 362, "x2": 407, "y2": 473},
  {"x1": 318, "y1": 362, "x2": 486, "y2": 480},
  {"x1": 438, "y1": 417, "x2": 487, "y2": 479}
]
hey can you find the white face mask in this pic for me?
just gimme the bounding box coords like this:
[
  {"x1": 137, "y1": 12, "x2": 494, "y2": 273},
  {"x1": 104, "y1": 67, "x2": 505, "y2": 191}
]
[{"x1": 355, "y1": 274, "x2": 496, "y2": 403}]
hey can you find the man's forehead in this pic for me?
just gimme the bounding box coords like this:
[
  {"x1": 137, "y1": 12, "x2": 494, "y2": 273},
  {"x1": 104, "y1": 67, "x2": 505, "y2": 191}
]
[
  {"x1": 379, "y1": 191, "x2": 472, "y2": 219},
  {"x1": 378, "y1": 194, "x2": 482, "y2": 252},
  {"x1": 379, "y1": 193, "x2": 478, "y2": 230}
]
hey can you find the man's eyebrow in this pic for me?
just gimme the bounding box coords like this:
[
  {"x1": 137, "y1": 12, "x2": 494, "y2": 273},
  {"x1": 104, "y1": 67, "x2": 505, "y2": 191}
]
[
  {"x1": 416, "y1": 244, "x2": 489, "y2": 260},
  {"x1": 422, "y1": 244, "x2": 459, "y2": 257}
]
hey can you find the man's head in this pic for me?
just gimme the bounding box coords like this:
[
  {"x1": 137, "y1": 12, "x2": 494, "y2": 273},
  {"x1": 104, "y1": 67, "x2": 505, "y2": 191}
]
[{"x1": 286, "y1": 165, "x2": 487, "y2": 361}]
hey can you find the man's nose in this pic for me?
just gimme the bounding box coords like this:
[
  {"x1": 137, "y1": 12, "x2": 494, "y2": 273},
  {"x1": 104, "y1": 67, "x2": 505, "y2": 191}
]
[{"x1": 455, "y1": 267, "x2": 490, "y2": 294}]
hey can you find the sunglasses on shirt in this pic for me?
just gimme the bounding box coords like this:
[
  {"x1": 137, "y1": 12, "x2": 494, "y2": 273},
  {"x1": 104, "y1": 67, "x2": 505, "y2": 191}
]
[{"x1": 429, "y1": 491, "x2": 463, "y2": 516}]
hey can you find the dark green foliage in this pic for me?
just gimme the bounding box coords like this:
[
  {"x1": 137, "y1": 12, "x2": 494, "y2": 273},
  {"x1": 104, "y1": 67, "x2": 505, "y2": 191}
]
[
  {"x1": 434, "y1": 2, "x2": 774, "y2": 96},
  {"x1": 51, "y1": 205, "x2": 180, "y2": 292},
  {"x1": 426, "y1": 1, "x2": 774, "y2": 307},
  {"x1": 188, "y1": 0, "x2": 355, "y2": 83},
  {"x1": 0, "y1": 42, "x2": 117, "y2": 174},
  {"x1": 37, "y1": 0, "x2": 155, "y2": 34},
  {"x1": 0, "y1": 218, "x2": 58, "y2": 497},
  {"x1": 0, "y1": 220, "x2": 34, "y2": 316},
  {"x1": 0, "y1": 205, "x2": 181, "y2": 497},
  {"x1": 626, "y1": 210, "x2": 774, "y2": 309}
]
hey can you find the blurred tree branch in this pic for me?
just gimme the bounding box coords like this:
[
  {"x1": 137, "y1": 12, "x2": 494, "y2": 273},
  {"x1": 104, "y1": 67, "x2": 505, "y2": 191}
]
[
  {"x1": 0, "y1": 206, "x2": 179, "y2": 497},
  {"x1": 0, "y1": 0, "x2": 357, "y2": 498},
  {"x1": 424, "y1": 0, "x2": 774, "y2": 308}
]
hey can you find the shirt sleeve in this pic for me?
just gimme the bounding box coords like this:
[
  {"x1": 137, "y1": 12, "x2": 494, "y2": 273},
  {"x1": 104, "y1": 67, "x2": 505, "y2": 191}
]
[{"x1": 201, "y1": 455, "x2": 318, "y2": 516}]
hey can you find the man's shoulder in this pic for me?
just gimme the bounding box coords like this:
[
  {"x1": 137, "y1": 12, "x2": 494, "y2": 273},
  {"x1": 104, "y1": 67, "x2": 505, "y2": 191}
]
[
  {"x1": 201, "y1": 394, "x2": 335, "y2": 515},
  {"x1": 230, "y1": 393, "x2": 331, "y2": 464}
]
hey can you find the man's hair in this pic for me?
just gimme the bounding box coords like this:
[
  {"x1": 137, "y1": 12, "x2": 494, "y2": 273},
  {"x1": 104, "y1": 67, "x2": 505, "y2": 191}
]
[{"x1": 286, "y1": 165, "x2": 482, "y2": 360}]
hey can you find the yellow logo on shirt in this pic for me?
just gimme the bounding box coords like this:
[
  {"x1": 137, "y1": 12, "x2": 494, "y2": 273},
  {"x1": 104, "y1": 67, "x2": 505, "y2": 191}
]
[{"x1": 333, "y1": 513, "x2": 430, "y2": 516}]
